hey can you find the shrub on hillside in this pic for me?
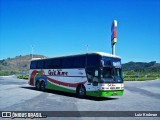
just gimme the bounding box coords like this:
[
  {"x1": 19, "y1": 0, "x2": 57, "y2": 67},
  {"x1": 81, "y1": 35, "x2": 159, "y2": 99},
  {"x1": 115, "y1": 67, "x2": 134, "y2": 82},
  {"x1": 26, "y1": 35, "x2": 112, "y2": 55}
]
[
  {"x1": 124, "y1": 77, "x2": 158, "y2": 81},
  {"x1": 17, "y1": 74, "x2": 29, "y2": 79}
]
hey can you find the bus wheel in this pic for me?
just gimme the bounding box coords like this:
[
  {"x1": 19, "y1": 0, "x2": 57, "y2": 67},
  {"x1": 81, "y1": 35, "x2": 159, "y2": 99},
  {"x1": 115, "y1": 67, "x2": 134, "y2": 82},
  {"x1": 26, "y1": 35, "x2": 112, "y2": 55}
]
[
  {"x1": 35, "y1": 81, "x2": 41, "y2": 91},
  {"x1": 77, "y1": 85, "x2": 86, "y2": 98},
  {"x1": 40, "y1": 81, "x2": 45, "y2": 92}
]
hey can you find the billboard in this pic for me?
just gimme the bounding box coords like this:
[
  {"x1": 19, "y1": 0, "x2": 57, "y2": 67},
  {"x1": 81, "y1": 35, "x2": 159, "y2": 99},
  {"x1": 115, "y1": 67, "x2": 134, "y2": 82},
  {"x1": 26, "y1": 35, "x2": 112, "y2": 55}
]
[{"x1": 111, "y1": 20, "x2": 117, "y2": 45}]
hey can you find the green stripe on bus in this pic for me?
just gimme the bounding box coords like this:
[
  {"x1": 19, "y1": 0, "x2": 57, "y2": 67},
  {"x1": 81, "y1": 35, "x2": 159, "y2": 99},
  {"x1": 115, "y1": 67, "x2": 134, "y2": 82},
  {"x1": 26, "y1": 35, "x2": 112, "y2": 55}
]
[
  {"x1": 46, "y1": 81, "x2": 124, "y2": 97},
  {"x1": 46, "y1": 81, "x2": 76, "y2": 93}
]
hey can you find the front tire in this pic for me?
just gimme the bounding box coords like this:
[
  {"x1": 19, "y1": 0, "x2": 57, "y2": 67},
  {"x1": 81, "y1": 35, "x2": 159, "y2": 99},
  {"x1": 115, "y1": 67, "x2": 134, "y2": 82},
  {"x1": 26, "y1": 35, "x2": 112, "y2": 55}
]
[{"x1": 77, "y1": 85, "x2": 86, "y2": 98}]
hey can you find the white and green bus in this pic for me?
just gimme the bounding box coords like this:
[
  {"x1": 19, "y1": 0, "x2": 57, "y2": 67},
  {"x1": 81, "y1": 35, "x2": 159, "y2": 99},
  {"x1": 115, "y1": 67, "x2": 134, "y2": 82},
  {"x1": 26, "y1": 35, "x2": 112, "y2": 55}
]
[{"x1": 29, "y1": 52, "x2": 124, "y2": 98}]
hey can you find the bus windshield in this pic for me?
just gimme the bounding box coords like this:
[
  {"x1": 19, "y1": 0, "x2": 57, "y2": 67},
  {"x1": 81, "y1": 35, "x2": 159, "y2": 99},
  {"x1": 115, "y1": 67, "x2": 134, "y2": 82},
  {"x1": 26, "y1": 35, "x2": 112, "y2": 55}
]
[{"x1": 101, "y1": 67, "x2": 123, "y2": 83}]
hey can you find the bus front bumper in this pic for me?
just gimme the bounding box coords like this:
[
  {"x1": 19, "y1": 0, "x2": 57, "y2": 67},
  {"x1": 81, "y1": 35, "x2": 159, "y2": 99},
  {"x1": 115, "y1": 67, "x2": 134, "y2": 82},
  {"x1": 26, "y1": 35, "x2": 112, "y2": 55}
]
[{"x1": 86, "y1": 90, "x2": 124, "y2": 97}]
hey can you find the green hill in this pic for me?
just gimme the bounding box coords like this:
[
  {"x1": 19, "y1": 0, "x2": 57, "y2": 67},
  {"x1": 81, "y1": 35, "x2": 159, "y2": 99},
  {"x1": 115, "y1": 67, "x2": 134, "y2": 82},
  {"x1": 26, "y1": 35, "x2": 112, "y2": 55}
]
[
  {"x1": 122, "y1": 61, "x2": 160, "y2": 80},
  {"x1": 122, "y1": 61, "x2": 160, "y2": 72},
  {"x1": 0, "y1": 54, "x2": 47, "y2": 75}
]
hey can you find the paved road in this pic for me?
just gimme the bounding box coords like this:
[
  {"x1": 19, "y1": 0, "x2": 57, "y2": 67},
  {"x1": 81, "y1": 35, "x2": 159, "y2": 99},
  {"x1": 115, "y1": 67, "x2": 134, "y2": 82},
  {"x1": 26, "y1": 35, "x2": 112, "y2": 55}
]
[{"x1": 0, "y1": 76, "x2": 160, "y2": 120}]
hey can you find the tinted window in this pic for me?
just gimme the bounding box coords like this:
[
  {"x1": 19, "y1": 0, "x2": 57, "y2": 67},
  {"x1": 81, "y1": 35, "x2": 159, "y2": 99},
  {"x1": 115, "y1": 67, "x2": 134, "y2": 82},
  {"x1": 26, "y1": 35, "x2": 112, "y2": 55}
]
[
  {"x1": 45, "y1": 59, "x2": 61, "y2": 69},
  {"x1": 62, "y1": 57, "x2": 73, "y2": 68},
  {"x1": 45, "y1": 60, "x2": 52, "y2": 69},
  {"x1": 30, "y1": 61, "x2": 37, "y2": 69},
  {"x1": 37, "y1": 60, "x2": 44, "y2": 69},
  {"x1": 73, "y1": 56, "x2": 86, "y2": 68},
  {"x1": 102, "y1": 57, "x2": 121, "y2": 67},
  {"x1": 104, "y1": 60, "x2": 112, "y2": 66},
  {"x1": 87, "y1": 54, "x2": 100, "y2": 66},
  {"x1": 52, "y1": 59, "x2": 61, "y2": 68}
]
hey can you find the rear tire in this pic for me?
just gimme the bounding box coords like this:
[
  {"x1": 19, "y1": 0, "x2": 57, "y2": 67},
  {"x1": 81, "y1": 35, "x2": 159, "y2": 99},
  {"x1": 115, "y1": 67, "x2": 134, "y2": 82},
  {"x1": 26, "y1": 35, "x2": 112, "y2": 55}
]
[
  {"x1": 35, "y1": 81, "x2": 41, "y2": 91},
  {"x1": 76, "y1": 85, "x2": 86, "y2": 98},
  {"x1": 40, "y1": 81, "x2": 45, "y2": 92}
]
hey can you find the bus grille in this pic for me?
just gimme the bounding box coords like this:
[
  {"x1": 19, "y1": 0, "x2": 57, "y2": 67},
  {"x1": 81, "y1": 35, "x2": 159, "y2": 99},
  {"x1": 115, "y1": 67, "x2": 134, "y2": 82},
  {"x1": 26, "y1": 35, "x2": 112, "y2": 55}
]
[{"x1": 110, "y1": 87, "x2": 115, "y2": 89}]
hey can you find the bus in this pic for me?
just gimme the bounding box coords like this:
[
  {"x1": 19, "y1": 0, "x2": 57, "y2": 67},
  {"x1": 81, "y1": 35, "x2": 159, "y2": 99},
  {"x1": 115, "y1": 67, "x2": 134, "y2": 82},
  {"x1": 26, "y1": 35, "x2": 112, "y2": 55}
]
[{"x1": 29, "y1": 52, "x2": 124, "y2": 98}]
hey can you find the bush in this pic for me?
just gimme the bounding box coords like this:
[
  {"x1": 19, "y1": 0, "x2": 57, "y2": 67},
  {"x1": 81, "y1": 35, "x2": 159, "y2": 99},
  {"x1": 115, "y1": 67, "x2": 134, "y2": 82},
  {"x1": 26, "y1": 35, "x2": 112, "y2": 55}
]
[
  {"x1": 0, "y1": 70, "x2": 19, "y2": 76},
  {"x1": 0, "y1": 71, "x2": 10, "y2": 76},
  {"x1": 23, "y1": 74, "x2": 29, "y2": 79},
  {"x1": 124, "y1": 77, "x2": 158, "y2": 81},
  {"x1": 17, "y1": 74, "x2": 29, "y2": 79},
  {"x1": 17, "y1": 75, "x2": 23, "y2": 79}
]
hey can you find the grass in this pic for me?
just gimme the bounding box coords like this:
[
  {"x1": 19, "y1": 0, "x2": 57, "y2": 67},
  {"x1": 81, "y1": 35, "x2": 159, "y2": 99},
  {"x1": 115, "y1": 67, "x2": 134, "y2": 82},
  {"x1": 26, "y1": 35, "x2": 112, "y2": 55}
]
[
  {"x1": 124, "y1": 77, "x2": 158, "y2": 81},
  {"x1": 0, "y1": 70, "x2": 19, "y2": 76}
]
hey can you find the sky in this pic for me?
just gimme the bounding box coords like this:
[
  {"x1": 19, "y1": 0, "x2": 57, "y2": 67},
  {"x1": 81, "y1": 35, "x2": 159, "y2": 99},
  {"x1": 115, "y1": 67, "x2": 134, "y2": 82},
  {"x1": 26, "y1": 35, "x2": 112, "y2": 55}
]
[{"x1": 0, "y1": 0, "x2": 160, "y2": 63}]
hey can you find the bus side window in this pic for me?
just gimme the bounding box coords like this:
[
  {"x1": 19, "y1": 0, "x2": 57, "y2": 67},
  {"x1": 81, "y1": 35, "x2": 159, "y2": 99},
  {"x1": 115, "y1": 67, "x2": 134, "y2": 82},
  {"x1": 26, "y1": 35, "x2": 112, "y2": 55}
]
[
  {"x1": 87, "y1": 55, "x2": 100, "y2": 67},
  {"x1": 52, "y1": 59, "x2": 61, "y2": 68},
  {"x1": 62, "y1": 57, "x2": 73, "y2": 68},
  {"x1": 73, "y1": 56, "x2": 85, "y2": 68},
  {"x1": 30, "y1": 61, "x2": 37, "y2": 69},
  {"x1": 45, "y1": 60, "x2": 52, "y2": 69},
  {"x1": 37, "y1": 61, "x2": 44, "y2": 69}
]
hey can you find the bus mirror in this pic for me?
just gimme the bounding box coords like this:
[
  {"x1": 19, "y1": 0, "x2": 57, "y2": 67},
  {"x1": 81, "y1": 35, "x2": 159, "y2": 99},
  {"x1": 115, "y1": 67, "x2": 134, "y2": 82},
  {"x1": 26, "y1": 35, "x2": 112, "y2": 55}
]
[
  {"x1": 101, "y1": 60, "x2": 104, "y2": 66},
  {"x1": 95, "y1": 70, "x2": 98, "y2": 77}
]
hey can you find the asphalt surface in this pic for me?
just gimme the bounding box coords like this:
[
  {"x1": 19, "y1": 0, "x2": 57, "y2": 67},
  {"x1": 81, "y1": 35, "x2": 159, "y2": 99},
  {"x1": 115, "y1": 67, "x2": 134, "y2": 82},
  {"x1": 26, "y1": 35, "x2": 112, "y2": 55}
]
[{"x1": 0, "y1": 75, "x2": 160, "y2": 120}]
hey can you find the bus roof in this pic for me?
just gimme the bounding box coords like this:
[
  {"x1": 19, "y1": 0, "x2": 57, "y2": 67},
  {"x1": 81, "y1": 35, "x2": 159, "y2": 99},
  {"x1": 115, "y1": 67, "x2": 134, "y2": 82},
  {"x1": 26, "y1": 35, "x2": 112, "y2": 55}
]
[
  {"x1": 94, "y1": 52, "x2": 120, "y2": 58},
  {"x1": 31, "y1": 52, "x2": 121, "y2": 61}
]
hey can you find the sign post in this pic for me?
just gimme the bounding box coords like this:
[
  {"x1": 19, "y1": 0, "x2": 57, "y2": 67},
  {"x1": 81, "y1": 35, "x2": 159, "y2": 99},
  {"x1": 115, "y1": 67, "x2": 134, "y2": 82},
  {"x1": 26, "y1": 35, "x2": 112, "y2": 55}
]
[{"x1": 111, "y1": 20, "x2": 117, "y2": 55}]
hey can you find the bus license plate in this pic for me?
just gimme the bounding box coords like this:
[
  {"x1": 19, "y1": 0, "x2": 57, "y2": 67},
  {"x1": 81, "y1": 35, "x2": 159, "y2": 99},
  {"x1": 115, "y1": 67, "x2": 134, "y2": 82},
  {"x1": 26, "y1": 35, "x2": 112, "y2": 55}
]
[{"x1": 112, "y1": 91, "x2": 117, "y2": 96}]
